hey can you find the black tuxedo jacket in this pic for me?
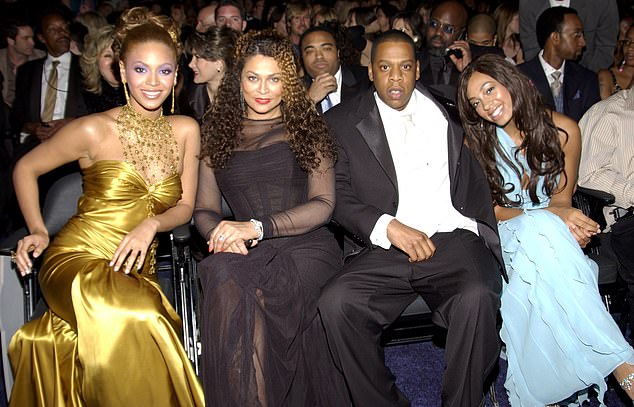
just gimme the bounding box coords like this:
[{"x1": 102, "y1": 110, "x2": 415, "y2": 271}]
[
  {"x1": 304, "y1": 64, "x2": 370, "y2": 114},
  {"x1": 518, "y1": 57, "x2": 600, "y2": 122},
  {"x1": 325, "y1": 85, "x2": 505, "y2": 277},
  {"x1": 11, "y1": 54, "x2": 87, "y2": 134}
]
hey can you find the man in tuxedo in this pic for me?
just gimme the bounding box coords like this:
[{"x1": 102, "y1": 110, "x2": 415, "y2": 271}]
[
  {"x1": 518, "y1": 6, "x2": 599, "y2": 122},
  {"x1": 519, "y1": 0, "x2": 618, "y2": 72},
  {"x1": 11, "y1": 9, "x2": 87, "y2": 144},
  {"x1": 300, "y1": 25, "x2": 369, "y2": 114},
  {"x1": 319, "y1": 30, "x2": 504, "y2": 407}
]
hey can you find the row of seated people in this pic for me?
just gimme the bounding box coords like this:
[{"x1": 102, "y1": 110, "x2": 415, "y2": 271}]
[
  {"x1": 2, "y1": 3, "x2": 634, "y2": 407},
  {"x1": 2, "y1": 0, "x2": 632, "y2": 234}
]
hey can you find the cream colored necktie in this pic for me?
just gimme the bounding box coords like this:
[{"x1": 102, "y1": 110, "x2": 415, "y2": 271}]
[{"x1": 41, "y1": 60, "x2": 60, "y2": 122}]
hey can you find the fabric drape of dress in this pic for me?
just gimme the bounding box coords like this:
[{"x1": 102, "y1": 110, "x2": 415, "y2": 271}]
[
  {"x1": 194, "y1": 117, "x2": 348, "y2": 406},
  {"x1": 8, "y1": 160, "x2": 204, "y2": 407},
  {"x1": 495, "y1": 127, "x2": 634, "y2": 405}
]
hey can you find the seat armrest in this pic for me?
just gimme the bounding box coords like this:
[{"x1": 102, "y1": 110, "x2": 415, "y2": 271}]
[
  {"x1": 171, "y1": 223, "x2": 191, "y2": 244},
  {"x1": 576, "y1": 186, "x2": 615, "y2": 206},
  {"x1": 573, "y1": 186, "x2": 616, "y2": 231}
]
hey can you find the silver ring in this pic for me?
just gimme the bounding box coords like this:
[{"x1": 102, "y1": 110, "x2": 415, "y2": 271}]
[
  {"x1": 218, "y1": 234, "x2": 225, "y2": 241},
  {"x1": 10, "y1": 250, "x2": 17, "y2": 264}
]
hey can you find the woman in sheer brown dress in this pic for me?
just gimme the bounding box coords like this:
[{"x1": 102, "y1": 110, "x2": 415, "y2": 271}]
[{"x1": 194, "y1": 29, "x2": 348, "y2": 406}]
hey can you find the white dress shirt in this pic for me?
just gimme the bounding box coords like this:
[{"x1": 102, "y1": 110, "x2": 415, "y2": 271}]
[
  {"x1": 549, "y1": 0, "x2": 570, "y2": 7},
  {"x1": 369, "y1": 89, "x2": 478, "y2": 249},
  {"x1": 319, "y1": 66, "x2": 342, "y2": 111},
  {"x1": 40, "y1": 51, "x2": 71, "y2": 121},
  {"x1": 538, "y1": 49, "x2": 566, "y2": 88}
]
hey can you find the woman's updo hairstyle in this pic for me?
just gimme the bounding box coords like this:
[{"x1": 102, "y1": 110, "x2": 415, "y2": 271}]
[{"x1": 112, "y1": 6, "x2": 182, "y2": 63}]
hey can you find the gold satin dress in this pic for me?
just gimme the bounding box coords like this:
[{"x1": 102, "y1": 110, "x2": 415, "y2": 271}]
[{"x1": 8, "y1": 160, "x2": 205, "y2": 406}]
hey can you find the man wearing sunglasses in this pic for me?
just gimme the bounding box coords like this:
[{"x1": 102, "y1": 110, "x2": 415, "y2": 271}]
[{"x1": 418, "y1": 1, "x2": 470, "y2": 101}]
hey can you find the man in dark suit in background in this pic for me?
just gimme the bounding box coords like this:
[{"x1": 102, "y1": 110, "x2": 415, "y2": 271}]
[
  {"x1": 318, "y1": 30, "x2": 504, "y2": 407},
  {"x1": 519, "y1": 0, "x2": 618, "y2": 72},
  {"x1": 9, "y1": 8, "x2": 87, "y2": 224},
  {"x1": 418, "y1": 0, "x2": 471, "y2": 101},
  {"x1": 300, "y1": 25, "x2": 369, "y2": 114},
  {"x1": 518, "y1": 7, "x2": 599, "y2": 122},
  {"x1": 11, "y1": 8, "x2": 87, "y2": 145}
]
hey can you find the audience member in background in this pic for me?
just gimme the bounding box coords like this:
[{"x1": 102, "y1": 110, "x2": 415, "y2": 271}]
[
  {"x1": 216, "y1": 0, "x2": 246, "y2": 33},
  {"x1": 518, "y1": 7, "x2": 599, "y2": 122},
  {"x1": 300, "y1": 25, "x2": 368, "y2": 113},
  {"x1": 598, "y1": 25, "x2": 634, "y2": 99},
  {"x1": 579, "y1": 80, "x2": 634, "y2": 343},
  {"x1": 345, "y1": 6, "x2": 377, "y2": 66},
  {"x1": 0, "y1": 19, "x2": 45, "y2": 108},
  {"x1": 312, "y1": 7, "x2": 337, "y2": 26},
  {"x1": 493, "y1": 0, "x2": 523, "y2": 65},
  {"x1": 8, "y1": 7, "x2": 204, "y2": 406},
  {"x1": 11, "y1": 9, "x2": 87, "y2": 143},
  {"x1": 418, "y1": 0, "x2": 470, "y2": 101},
  {"x1": 195, "y1": 29, "x2": 348, "y2": 407},
  {"x1": 416, "y1": 0, "x2": 433, "y2": 28},
  {"x1": 519, "y1": 0, "x2": 618, "y2": 72},
  {"x1": 267, "y1": 4, "x2": 288, "y2": 37},
  {"x1": 170, "y1": 2, "x2": 188, "y2": 31},
  {"x1": 196, "y1": 2, "x2": 218, "y2": 32},
  {"x1": 75, "y1": 10, "x2": 108, "y2": 35},
  {"x1": 375, "y1": 3, "x2": 397, "y2": 33},
  {"x1": 458, "y1": 52, "x2": 634, "y2": 405},
  {"x1": 286, "y1": 2, "x2": 311, "y2": 52},
  {"x1": 391, "y1": 11, "x2": 424, "y2": 51},
  {"x1": 619, "y1": 13, "x2": 634, "y2": 42},
  {"x1": 246, "y1": 0, "x2": 265, "y2": 31},
  {"x1": 467, "y1": 13, "x2": 505, "y2": 59},
  {"x1": 320, "y1": 30, "x2": 503, "y2": 407},
  {"x1": 80, "y1": 24, "x2": 124, "y2": 113},
  {"x1": 180, "y1": 26, "x2": 238, "y2": 121}
]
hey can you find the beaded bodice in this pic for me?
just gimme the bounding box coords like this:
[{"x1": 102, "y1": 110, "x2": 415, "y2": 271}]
[{"x1": 117, "y1": 104, "x2": 180, "y2": 185}]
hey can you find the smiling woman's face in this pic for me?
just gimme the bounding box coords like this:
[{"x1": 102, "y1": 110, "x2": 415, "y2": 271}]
[
  {"x1": 120, "y1": 40, "x2": 177, "y2": 115},
  {"x1": 240, "y1": 54, "x2": 284, "y2": 120}
]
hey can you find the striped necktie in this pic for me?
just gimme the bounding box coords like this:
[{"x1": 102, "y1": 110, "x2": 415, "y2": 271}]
[{"x1": 550, "y1": 70, "x2": 564, "y2": 113}]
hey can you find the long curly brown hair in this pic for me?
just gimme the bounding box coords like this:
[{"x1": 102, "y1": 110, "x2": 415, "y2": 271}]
[
  {"x1": 200, "y1": 29, "x2": 336, "y2": 172},
  {"x1": 457, "y1": 53, "x2": 566, "y2": 207}
]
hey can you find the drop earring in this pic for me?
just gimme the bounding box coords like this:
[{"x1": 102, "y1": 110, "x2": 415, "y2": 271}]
[
  {"x1": 123, "y1": 81, "x2": 130, "y2": 105},
  {"x1": 171, "y1": 72, "x2": 177, "y2": 114}
]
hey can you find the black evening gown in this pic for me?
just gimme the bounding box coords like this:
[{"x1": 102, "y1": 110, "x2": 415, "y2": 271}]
[{"x1": 194, "y1": 117, "x2": 348, "y2": 406}]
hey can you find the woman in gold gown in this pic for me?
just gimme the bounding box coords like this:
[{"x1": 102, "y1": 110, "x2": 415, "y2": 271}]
[{"x1": 8, "y1": 7, "x2": 204, "y2": 406}]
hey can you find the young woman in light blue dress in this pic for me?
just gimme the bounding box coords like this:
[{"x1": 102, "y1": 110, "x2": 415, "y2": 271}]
[{"x1": 457, "y1": 53, "x2": 634, "y2": 405}]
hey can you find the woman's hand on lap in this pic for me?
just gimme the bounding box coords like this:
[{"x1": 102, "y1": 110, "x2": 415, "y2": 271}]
[{"x1": 110, "y1": 218, "x2": 159, "y2": 273}]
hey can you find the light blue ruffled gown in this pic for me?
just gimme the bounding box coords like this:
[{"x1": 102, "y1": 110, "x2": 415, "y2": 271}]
[{"x1": 495, "y1": 127, "x2": 634, "y2": 405}]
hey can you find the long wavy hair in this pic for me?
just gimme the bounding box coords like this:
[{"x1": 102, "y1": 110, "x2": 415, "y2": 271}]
[
  {"x1": 456, "y1": 53, "x2": 566, "y2": 207},
  {"x1": 200, "y1": 29, "x2": 336, "y2": 172}
]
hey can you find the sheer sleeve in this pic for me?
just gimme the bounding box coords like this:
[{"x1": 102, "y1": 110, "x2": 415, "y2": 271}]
[
  {"x1": 261, "y1": 156, "x2": 335, "y2": 238},
  {"x1": 193, "y1": 160, "x2": 224, "y2": 241}
]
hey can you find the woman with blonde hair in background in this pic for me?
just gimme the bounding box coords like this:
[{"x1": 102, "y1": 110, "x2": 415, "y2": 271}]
[{"x1": 80, "y1": 24, "x2": 125, "y2": 113}]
